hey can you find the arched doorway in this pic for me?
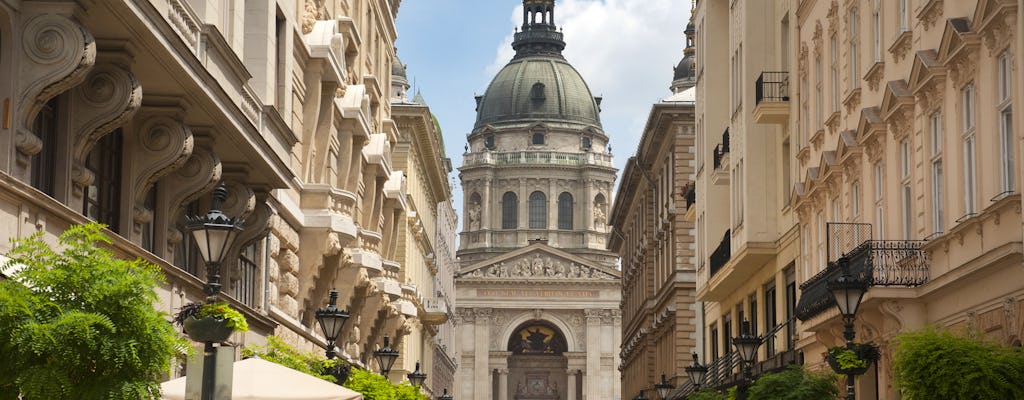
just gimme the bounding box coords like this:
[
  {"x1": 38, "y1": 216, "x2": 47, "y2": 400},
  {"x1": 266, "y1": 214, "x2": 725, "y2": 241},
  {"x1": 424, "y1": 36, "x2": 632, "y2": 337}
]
[{"x1": 505, "y1": 320, "x2": 569, "y2": 400}]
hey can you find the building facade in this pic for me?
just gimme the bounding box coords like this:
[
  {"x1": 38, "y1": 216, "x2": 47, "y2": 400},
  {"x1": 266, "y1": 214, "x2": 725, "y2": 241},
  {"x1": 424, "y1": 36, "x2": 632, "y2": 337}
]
[
  {"x1": 608, "y1": 24, "x2": 700, "y2": 400},
  {"x1": 454, "y1": 1, "x2": 622, "y2": 399},
  {"x1": 688, "y1": 0, "x2": 1024, "y2": 398},
  {"x1": 0, "y1": 0, "x2": 454, "y2": 394}
]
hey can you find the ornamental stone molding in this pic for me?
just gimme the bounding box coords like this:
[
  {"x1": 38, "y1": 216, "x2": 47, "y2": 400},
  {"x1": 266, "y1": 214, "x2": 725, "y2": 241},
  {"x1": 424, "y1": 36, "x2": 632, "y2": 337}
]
[
  {"x1": 462, "y1": 253, "x2": 616, "y2": 280},
  {"x1": 155, "y1": 143, "x2": 222, "y2": 258},
  {"x1": 918, "y1": 0, "x2": 944, "y2": 31},
  {"x1": 124, "y1": 108, "x2": 194, "y2": 241},
  {"x1": 70, "y1": 57, "x2": 143, "y2": 201},
  {"x1": 15, "y1": 12, "x2": 97, "y2": 171}
]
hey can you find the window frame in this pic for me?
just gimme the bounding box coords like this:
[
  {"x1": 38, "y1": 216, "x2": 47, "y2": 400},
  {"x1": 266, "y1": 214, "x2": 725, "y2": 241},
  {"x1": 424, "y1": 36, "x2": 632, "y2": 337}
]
[
  {"x1": 528, "y1": 191, "x2": 547, "y2": 229},
  {"x1": 502, "y1": 192, "x2": 518, "y2": 229}
]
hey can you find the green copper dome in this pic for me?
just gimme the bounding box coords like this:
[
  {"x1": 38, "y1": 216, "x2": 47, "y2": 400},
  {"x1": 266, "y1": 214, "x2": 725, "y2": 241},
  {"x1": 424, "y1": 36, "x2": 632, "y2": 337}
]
[{"x1": 474, "y1": 57, "x2": 601, "y2": 130}]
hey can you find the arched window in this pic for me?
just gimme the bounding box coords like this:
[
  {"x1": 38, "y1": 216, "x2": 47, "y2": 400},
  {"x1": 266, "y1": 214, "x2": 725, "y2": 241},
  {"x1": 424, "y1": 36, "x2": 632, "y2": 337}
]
[
  {"x1": 532, "y1": 132, "x2": 545, "y2": 145},
  {"x1": 529, "y1": 191, "x2": 547, "y2": 229},
  {"x1": 502, "y1": 192, "x2": 518, "y2": 229},
  {"x1": 558, "y1": 192, "x2": 573, "y2": 229}
]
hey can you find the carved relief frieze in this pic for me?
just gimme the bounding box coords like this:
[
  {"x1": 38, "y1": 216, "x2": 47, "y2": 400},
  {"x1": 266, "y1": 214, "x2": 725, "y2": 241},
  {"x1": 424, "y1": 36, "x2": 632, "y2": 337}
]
[
  {"x1": 463, "y1": 253, "x2": 616, "y2": 280},
  {"x1": 15, "y1": 12, "x2": 97, "y2": 170},
  {"x1": 918, "y1": 0, "x2": 944, "y2": 31},
  {"x1": 799, "y1": 43, "x2": 809, "y2": 79},
  {"x1": 979, "y1": 10, "x2": 1016, "y2": 56},
  {"x1": 947, "y1": 50, "x2": 979, "y2": 87},
  {"x1": 889, "y1": 31, "x2": 913, "y2": 62}
]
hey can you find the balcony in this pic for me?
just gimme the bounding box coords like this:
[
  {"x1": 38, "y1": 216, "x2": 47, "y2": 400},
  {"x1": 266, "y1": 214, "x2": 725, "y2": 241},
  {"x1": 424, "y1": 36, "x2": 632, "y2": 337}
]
[
  {"x1": 796, "y1": 239, "x2": 929, "y2": 321},
  {"x1": 708, "y1": 230, "x2": 731, "y2": 278},
  {"x1": 753, "y1": 71, "x2": 790, "y2": 124},
  {"x1": 711, "y1": 129, "x2": 730, "y2": 185},
  {"x1": 463, "y1": 150, "x2": 613, "y2": 168},
  {"x1": 420, "y1": 296, "x2": 451, "y2": 325}
]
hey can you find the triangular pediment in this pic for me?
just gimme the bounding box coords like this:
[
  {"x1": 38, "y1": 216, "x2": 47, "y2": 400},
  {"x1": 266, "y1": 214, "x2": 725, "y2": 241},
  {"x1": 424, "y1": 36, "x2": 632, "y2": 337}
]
[
  {"x1": 456, "y1": 243, "x2": 621, "y2": 281},
  {"x1": 880, "y1": 80, "x2": 913, "y2": 119},
  {"x1": 938, "y1": 18, "x2": 979, "y2": 62},
  {"x1": 908, "y1": 50, "x2": 945, "y2": 92}
]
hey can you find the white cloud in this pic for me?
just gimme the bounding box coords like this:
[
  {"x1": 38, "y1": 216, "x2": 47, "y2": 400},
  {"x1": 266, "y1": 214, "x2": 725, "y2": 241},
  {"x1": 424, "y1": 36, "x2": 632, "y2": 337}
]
[{"x1": 485, "y1": 0, "x2": 691, "y2": 170}]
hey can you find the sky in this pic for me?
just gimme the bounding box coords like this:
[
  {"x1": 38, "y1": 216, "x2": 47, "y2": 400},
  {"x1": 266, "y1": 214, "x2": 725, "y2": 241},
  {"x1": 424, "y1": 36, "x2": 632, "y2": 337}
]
[{"x1": 395, "y1": 0, "x2": 692, "y2": 226}]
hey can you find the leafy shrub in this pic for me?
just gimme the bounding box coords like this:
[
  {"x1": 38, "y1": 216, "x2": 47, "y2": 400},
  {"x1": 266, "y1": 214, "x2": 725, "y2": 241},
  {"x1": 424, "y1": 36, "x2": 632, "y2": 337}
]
[
  {"x1": 0, "y1": 223, "x2": 186, "y2": 399},
  {"x1": 686, "y1": 388, "x2": 729, "y2": 400},
  {"x1": 893, "y1": 327, "x2": 1024, "y2": 400},
  {"x1": 747, "y1": 365, "x2": 839, "y2": 400},
  {"x1": 242, "y1": 336, "x2": 334, "y2": 381},
  {"x1": 343, "y1": 368, "x2": 427, "y2": 400},
  {"x1": 174, "y1": 301, "x2": 250, "y2": 332}
]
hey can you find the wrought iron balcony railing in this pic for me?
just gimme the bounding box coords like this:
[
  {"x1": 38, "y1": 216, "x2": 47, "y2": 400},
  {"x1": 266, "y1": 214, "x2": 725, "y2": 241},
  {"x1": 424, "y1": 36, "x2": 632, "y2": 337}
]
[
  {"x1": 708, "y1": 230, "x2": 731, "y2": 278},
  {"x1": 755, "y1": 71, "x2": 790, "y2": 105},
  {"x1": 796, "y1": 239, "x2": 929, "y2": 321},
  {"x1": 684, "y1": 184, "x2": 696, "y2": 211},
  {"x1": 712, "y1": 129, "x2": 730, "y2": 170}
]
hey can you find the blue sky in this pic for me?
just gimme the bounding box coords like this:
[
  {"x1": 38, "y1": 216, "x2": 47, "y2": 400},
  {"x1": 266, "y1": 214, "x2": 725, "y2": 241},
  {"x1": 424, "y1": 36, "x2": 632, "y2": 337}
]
[{"x1": 395, "y1": 0, "x2": 692, "y2": 223}]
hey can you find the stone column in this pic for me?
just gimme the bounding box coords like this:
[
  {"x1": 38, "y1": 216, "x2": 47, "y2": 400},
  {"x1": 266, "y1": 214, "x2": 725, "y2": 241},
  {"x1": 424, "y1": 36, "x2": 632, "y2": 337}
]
[
  {"x1": 566, "y1": 369, "x2": 577, "y2": 400},
  {"x1": 498, "y1": 368, "x2": 509, "y2": 400},
  {"x1": 474, "y1": 309, "x2": 493, "y2": 400},
  {"x1": 483, "y1": 177, "x2": 492, "y2": 231},
  {"x1": 548, "y1": 179, "x2": 558, "y2": 232},
  {"x1": 584, "y1": 309, "x2": 602, "y2": 400},
  {"x1": 583, "y1": 178, "x2": 593, "y2": 231}
]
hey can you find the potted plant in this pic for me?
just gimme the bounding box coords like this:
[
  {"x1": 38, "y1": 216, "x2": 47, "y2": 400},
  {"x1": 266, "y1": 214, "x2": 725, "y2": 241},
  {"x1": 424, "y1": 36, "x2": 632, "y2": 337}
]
[
  {"x1": 174, "y1": 301, "x2": 249, "y2": 342},
  {"x1": 825, "y1": 343, "x2": 879, "y2": 375}
]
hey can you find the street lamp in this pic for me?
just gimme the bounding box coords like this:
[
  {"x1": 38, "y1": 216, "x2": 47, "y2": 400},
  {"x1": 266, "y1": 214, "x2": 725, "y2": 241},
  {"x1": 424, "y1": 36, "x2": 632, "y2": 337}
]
[
  {"x1": 732, "y1": 320, "x2": 762, "y2": 400},
  {"x1": 438, "y1": 388, "x2": 453, "y2": 400},
  {"x1": 185, "y1": 184, "x2": 244, "y2": 303},
  {"x1": 373, "y1": 335, "x2": 400, "y2": 376},
  {"x1": 407, "y1": 361, "x2": 427, "y2": 386},
  {"x1": 654, "y1": 374, "x2": 674, "y2": 399},
  {"x1": 635, "y1": 389, "x2": 649, "y2": 400},
  {"x1": 828, "y1": 256, "x2": 869, "y2": 400},
  {"x1": 315, "y1": 288, "x2": 350, "y2": 384},
  {"x1": 185, "y1": 184, "x2": 245, "y2": 400},
  {"x1": 685, "y1": 352, "x2": 708, "y2": 390}
]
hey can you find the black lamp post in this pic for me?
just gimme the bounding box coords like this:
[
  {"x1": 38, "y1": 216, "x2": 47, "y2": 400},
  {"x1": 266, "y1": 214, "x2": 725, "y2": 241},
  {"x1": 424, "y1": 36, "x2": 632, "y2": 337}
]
[
  {"x1": 186, "y1": 185, "x2": 245, "y2": 303},
  {"x1": 654, "y1": 374, "x2": 674, "y2": 400},
  {"x1": 407, "y1": 361, "x2": 427, "y2": 386},
  {"x1": 635, "y1": 389, "x2": 649, "y2": 400},
  {"x1": 828, "y1": 256, "x2": 868, "y2": 400},
  {"x1": 732, "y1": 320, "x2": 762, "y2": 400},
  {"x1": 185, "y1": 184, "x2": 245, "y2": 400},
  {"x1": 438, "y1": 388, "x2": 453, "y2": 400},
  {"x1": 685, "y1": 352, "x2": 708, "y2": 391},
  {"x1": 315, "y1": 288, "x2": 350, "y2": 385},
  {"x1": 373, "y1": 335, "x2": 400, "y2": 377}
]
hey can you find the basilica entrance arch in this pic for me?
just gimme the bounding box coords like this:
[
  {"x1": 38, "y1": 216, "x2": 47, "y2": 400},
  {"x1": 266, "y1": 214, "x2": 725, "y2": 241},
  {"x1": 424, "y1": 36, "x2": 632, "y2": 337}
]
[{"x1": 506, "y1": 320, "x2": 569, "y2": 400}]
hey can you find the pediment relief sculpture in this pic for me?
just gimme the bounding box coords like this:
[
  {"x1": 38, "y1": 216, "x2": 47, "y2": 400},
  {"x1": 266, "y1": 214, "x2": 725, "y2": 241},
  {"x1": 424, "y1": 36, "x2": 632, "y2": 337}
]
[{"x1": 462, "y1": 254, "x2": 615, "y2": 280}]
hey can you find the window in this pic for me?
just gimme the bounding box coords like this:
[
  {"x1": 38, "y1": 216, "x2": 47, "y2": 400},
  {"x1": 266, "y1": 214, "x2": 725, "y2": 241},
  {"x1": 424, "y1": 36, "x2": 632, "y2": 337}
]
[
  {"x1": 874, "y1": 162, "x2": 885, "y2": 238},
  {"x1": 274, "y1": 9, "x2": 287, "y2": 109},
  {"x1": 872, "y1": 0, "x2": 882, "y2": 62},
  {"x1": 485, "y1": 134, "x2": 495, "y2": 149},
  {"x1": 710, "y1": 325, "x2": 720, "y2": 361},
  {"x1": 84, "y1": 130, "x2": 123, "y2": 232},
  {"x1": 801, "y1": 98, "x2": 809, "y2": 147},
  {"x1": 530, "y1": 82, "x2": 546, "y2": 100},
  {"x1": 141, "y1": 185, "x2": 158, "y2": 252},
  {"x1": 30, "y1": 97, "x2": 59, "y2": 197},
  {"x1": 532, "y1": 131, "x2": 545, "y2": 145},
  {"x1": 764, "y1": 281, "x2": 778, "y2": 355},
  {"x1": 999, "y1": 52, "x2": 1015, "y2": 193},
  {"x1": 830, "y1": 34, "x2": 839, "y2": 112},
  {"x1": 899, "y1": 0, "x2": 909, "y2": 32},
  {"x1": 815, "y1": 58, "x2": 823, "y2": 128},
  {"x1": 831, "y1": 197, "x2": 840, "y2": 222},
  {"x1": 901, "y1": 140, "x2": 912, "y2": 239},
  {"x1": 749, "y1": 293, "x2": 758, "y2": 336},
  {"x1": 783, "y1": 140, "x2": 792, "y2": 203},
  {"x1": 816, "y1": 211, "x2": 825, "y2": 272},
  {"x1": 582, "y1": 136, "x2": 592, "y2": 150},
  {"x1": 849, "y1": 9, "x2": 860, "y2": 90},
  {"x1": 557, "y1": 192, "x2": 573, "y2": 229},
  {"x1": 852, "y1": 181, "x2": 862, "y2": 218},
  {"x1": 175, "y1": 201, "x2": 202, "y2": 276},
  {"x1": 930, "y1": 112, "x2": 944, "y2": 233},
  {"x1": 801, "y1": 224, "x2": 810, "y2": 279},
  {"x1": 502, "y1": 192, "x2": 518, "y2": 229},
  {"x1": 785, "y1": 268, "x2": 797, "y2": 348},
  {"x1": 529, "y1": 191, "x2": 546, "y2": 229},
  {"x1": 234, "y1": 240, "x2": 262, "y2": 308},
  {"x1": 723, "y1": 313, "x2": 733, "y2": 352},
  {"x1": 962, "y1": 83, "x2": 977, "y2": 215}
]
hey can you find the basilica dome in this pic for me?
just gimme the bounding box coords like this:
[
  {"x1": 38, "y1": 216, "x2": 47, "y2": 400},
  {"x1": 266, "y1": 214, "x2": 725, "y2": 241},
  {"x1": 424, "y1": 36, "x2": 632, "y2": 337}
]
[{"x1": 475, "y1": 57, "x2": 602, "y2": 130}]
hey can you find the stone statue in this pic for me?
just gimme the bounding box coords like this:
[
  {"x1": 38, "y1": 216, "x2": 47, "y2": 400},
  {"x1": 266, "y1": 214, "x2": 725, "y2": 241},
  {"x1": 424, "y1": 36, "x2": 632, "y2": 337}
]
[
  {"x1": 593, "y1": 205, "x2": 606, "y2": 228},
  {"x1": 468, "y1": 202, "x2": 481, "y2": 230}
]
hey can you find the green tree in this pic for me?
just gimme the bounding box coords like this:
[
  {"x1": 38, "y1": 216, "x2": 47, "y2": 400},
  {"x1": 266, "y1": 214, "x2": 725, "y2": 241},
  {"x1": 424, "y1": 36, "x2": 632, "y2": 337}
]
[
  {"x1": 747, "y1": 365, "x2": 839, "y2": 400},
  {"x1": 241, "y1": 335, "x2": 335, "y2": 382},
  {"x1": 893, "y1": 327, "x2": 1024, "y2": 400},
  {"x1": 0, "y1": 223, "x2": 186, "y2": 399},
  {"x1": 343, "y1": 368, "x2": 427, "y2": 400}
]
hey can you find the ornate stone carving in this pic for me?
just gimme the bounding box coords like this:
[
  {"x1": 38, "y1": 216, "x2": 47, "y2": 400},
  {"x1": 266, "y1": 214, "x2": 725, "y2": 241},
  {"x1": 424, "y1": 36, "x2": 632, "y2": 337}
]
[
  {"x1": 302, "y1": 0, "x2": 326, "y2": 34},
  {"x1": 918, "y1": 0, "x2": 944, "y2": 31},
  {"x1": 125, "y1": 111, "x2": 194, "y2": 239},
  {"x1": 155, "y1": 144, "x2": 222, "y2": 258},
  {"x1": 16, "y1": 13, "x2": 96, "y2": 168},
  {"x1": 980, "y1": 11, "x2": 1016, "y2": 56},
  {"x1": 464, "y1": 254, "x2": 616, "y2": 280}
]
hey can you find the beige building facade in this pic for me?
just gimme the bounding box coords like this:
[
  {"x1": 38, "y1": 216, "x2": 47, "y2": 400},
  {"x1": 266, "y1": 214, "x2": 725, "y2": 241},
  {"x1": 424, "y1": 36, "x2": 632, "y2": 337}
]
[
  {"x1": 609, "y1": 25, "x2": 700, "y2": 400},
  {"x1": 0, "y1": 0, "x2": 454, "y2": 394},
  {"x1": 689, "y1": 0, "x2": 1024, "y2": 398},
  {"x1": 454, "y1": 1, "x2": 622, "y2": 399}
]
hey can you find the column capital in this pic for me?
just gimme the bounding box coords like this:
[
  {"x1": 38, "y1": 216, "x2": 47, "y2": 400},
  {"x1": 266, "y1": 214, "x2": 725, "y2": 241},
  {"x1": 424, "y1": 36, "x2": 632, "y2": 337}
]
[{"x1": 497, "y1": 368, "x2": 509, "y2": 375}]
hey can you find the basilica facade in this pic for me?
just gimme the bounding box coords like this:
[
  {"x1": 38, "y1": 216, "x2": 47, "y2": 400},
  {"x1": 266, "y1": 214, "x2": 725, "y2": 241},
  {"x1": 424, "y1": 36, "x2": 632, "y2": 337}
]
[{"x1": 454, "y1": 1, "x2": 622, "y2": 399}]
